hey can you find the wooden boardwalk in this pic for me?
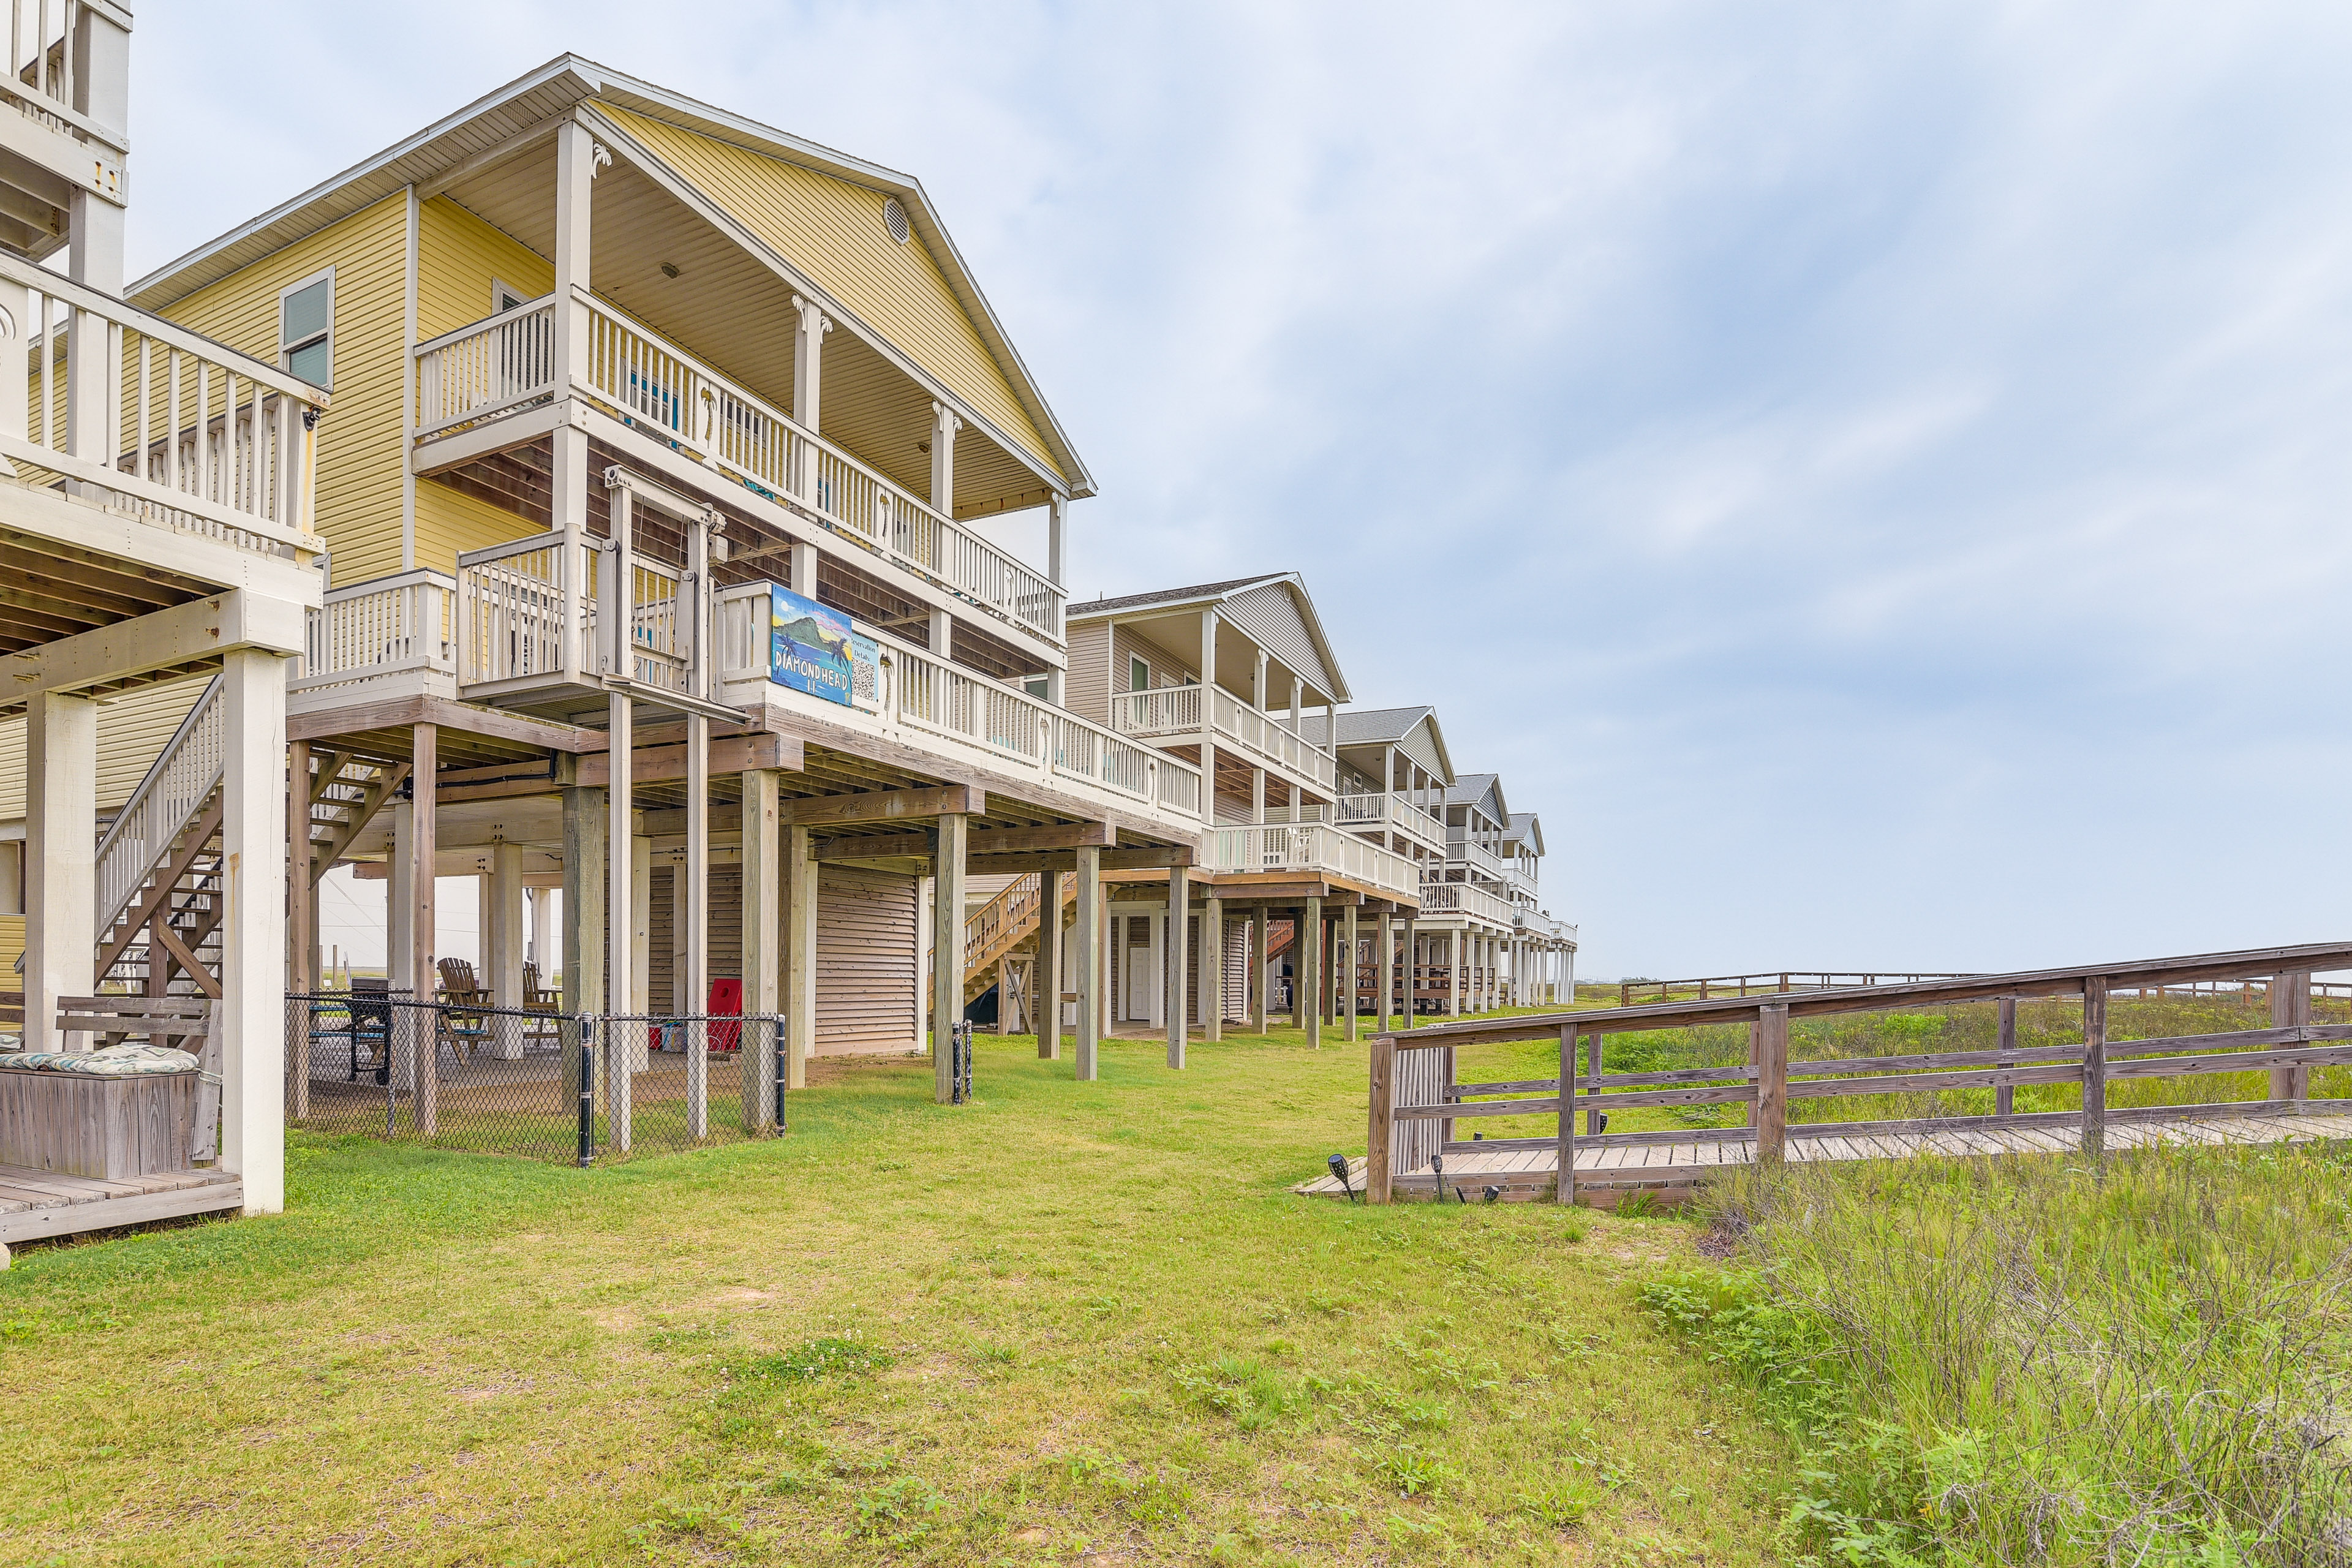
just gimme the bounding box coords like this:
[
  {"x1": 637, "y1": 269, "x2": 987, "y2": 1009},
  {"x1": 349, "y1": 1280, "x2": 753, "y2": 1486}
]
[
  {"x1": 1298, "y1": 1110, "x2": 2352, "y2": 1205},
  {"x1": 0, "y1": 1164, "x2": 242, "y2": 1264}
]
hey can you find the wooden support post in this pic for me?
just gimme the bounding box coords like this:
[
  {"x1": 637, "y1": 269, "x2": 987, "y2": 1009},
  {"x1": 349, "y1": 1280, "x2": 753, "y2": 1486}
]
[
  {"x1": 932, "y1": 812, "x2": 967, "y2": 1102},
  {"x1": 1344, "y1": 902, "x2": 1359, "y2": 1042},
  {"x1": 1254, "y1": 906, "x2": 1271, "y2": 1034},
  {"x1": 740, "y1": 768, "x2": 782, "y2": 1131},
  {"x1": 1074, "y1": 843, "x2": 1101, "y2": 1080},
  {"x1": 1755, "y1": 1003, "x2": 1788, "y2": 1163},
  {"x1": 1447, "y1": 929, "x2": 1462, "y2": 1018},
  {"x1": 786, "y1": 824, "x2": 815, "y2": 1090},
  {"x1": 1400, "y1": 917, "x2": 1417, "y2": 1028},
  {"x1": 1166, "y1": 864, "x2": 1189, "y2": 1069},
  {"x1": 1555, "y1": 1023, "x2": 1577, "y2": 1206},
  {"x1": 1303, "y1": 896, "x2": 1324, "y2": 1047},
  {"x1": 1202, "y1": 894, "x2": 1223, "y2": 1043},
  {"x1": 1367, "y1": 1033, "x2": 1396, "y2": 1204},
  {"x1": 1038, "y1": 869, "x2": 1063, "y2": 1060},
  {"x1": 1995, "y1": 996, "x2": 2017, "y2": 1118},
  {"x1": 1375, "y1": 911, "x2": 1393, "y2": 1033},
  {"x1": 2271, "y1": 970, "x2": 2312, "y2": 1104},
  {"x1": 1742, "y1": 1020, "x2": 1760, "y2": 1127},
  {"x1": 2081, "y1": 976, "x2": 2108, "y2": 1158},
  {"x1": 410, "y1": 722, "x2": 438, "y2": 1137}
]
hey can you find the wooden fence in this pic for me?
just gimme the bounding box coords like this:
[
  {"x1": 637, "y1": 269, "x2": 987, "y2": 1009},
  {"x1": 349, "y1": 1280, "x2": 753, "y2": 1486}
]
[{"x1": 1369, "y1": 942, "x2": 2352, "y2": 1204}]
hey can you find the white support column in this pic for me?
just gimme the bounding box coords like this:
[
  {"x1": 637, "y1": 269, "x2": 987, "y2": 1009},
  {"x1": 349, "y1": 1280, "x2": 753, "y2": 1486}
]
[
  {"x1": 489, "y1": 842, "x2": 525, "y2": 1055},
  {"x1": 1197, "y1": 606, "x2": 1219, "y2": 819},
  {"x1": 388, "y1": 802, "x2": 414, "y2": 997},
  {"x1": 409, "y1": 725, "x2": 438, "y2": 1131},
  {"x1": 1074, "y1": 843, "x2": 1102, "y2": 1080},
  {"x1": 929, "y1": 606, "x2": 952, "y2": 662},
  {"x1": 1144, "y1": 905, "x2": 1165, "y2": 1031},
  {"x1": 786, "y1": 823, "x2": 817, "y2": 1089},
  {"x1": 1166, "y1": 865, "x2": 1189, "y2": 1070},
  {"x1": 1253, "y1": 650, "x2": 1268, "y2": 712},
  {"x1": 740, "y1": 769, "x2": 782, "y2": 1132},
  {"x1": 551, "y1": 121, "x2": 597, "y2": 681},
  {"x1": 24, "y1": 692, "x2": 95, "y2": 1053},
  {"x1": 1038, "y1": 869, "x2": 1064, "y2": 1060},
  {"x1": 219, "y1": 649, "x2": 289, "y2": 1214},
  {"x1": 929, "y1": 401, "x2": 962, "y2": 518},
  {"x1": 1251, "y1": 767, "x2": 1266, "y2": 826},
  {"x1": 630, "y1": 835, "x2": 652, "y2": 1017},
  {"x1": 1047, "y1": 494, "x2": 1067, "y2": 589},
  {"x1": 791, "y1": 295, "x2": 832, "y2": 432},
  {"x1": 791, "y1": 541, "x2": 818, "y2": 600}
]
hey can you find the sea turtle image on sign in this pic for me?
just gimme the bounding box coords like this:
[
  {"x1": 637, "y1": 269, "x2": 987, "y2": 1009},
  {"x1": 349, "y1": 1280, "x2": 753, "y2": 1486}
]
[{"x1": 771, "y1": 585, "x2": 856, "y2": 706}]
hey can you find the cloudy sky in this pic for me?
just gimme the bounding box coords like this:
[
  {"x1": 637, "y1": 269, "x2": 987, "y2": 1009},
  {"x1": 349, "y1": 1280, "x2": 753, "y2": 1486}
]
[{"x1": 129, "y1": 3, "x2": 2352, "y2": 979}]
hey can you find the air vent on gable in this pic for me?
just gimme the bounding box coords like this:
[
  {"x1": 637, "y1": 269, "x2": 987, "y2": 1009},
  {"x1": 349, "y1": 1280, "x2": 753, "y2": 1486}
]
[{"x1": 882, "y1": 196, "x2": 911, "y2": 245}]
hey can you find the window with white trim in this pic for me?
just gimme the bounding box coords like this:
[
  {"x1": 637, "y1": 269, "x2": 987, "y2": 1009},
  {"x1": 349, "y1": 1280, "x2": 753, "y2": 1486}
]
[
  {"x1": 279, "y1": 268, "x2": 333, "y2": 388},
  {"x1": 492, "y1": 278, "x2": 529, "y2": 314},
  {"x1": 1129, "y1": 654, "x2": 1150, "y2": 693}
]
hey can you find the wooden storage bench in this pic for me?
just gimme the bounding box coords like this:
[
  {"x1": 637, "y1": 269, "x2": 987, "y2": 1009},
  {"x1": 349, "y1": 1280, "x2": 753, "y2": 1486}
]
[{"x1": 0, "y1": 1066, "x2": 200, "y2": 1180}]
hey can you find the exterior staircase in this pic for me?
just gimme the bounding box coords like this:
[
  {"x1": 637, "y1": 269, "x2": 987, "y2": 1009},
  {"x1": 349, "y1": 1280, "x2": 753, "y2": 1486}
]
[
  {"x1": 962, "y1": 873, "x2": 1077, "y2": 1006},
  {"x1": 89, "y1": 680, "x2": 409, "y2": 997}
]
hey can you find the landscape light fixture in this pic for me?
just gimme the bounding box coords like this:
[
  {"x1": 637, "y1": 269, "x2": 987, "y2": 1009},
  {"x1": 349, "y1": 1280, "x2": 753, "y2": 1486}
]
[{"x1": 1327, "y1": 1153, "x2": 1356, "y2": 1202}]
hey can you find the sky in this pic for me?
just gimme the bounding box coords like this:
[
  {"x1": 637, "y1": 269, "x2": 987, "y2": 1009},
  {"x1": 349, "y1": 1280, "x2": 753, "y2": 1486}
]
[{"x1": 126, "y1": 2, "x2": 2352, "y2": 981}]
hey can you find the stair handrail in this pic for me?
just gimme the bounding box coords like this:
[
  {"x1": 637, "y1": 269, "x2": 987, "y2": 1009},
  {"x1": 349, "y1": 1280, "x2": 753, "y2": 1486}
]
[
  {"x1": 93, "y1": 674, "x2": 227, "y2": 942},
  {"x1": 963, "y1": 874, "x2": 1041, "y2": 974}
]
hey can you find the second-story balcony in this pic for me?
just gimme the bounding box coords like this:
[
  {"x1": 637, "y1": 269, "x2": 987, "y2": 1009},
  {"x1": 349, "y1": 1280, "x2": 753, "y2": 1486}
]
[
  {"x1": 1441, "y1": 835, "x2": 1508, "y2": 884},
  {"x1": 1415, "y1": 880, "x2": 1520, "y2": 929},
  {"x1": 1207, "y1": 823, "x2": 1420, "y2": 907},
  {"x1": 1335, "y1": 791, "x2": 1446, "y2": 857},
  {"x1": 412, "y1": 292, "x2": 1064, "y2": 652},
  {"x1": 1109, "y1": 681, "x2": 1337, "y2": 795}
]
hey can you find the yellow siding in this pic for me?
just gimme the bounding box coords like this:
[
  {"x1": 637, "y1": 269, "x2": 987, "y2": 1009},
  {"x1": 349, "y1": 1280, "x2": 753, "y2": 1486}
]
[
  {"x1": 0, "y1": 916, "x2": 20, "y2": 987},
  {"x1": 415, "y1": 479, "x2": 537, "y2": 574},
  {"x1": 0, "y1": 675, "x2": 214, "y2": 820},
  {"x1": 158, "y1": 194, "x2": 409, "y2": 588},
  {"x1": 596, "y1": 105, "x2": 1061, "y2": 479},
  {"x1": 417, "y1": 195, "x2": 552, "y2": 341},
  {"x1": 409, "y1": 197, "x2": 555, "y2": 573}
]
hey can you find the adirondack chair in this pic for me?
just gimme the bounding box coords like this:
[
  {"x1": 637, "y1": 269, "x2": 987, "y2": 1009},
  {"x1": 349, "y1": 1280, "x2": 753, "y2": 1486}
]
[
  {"x1": 519, "y1": 961, "x2": 561, "y2": 1042},
  {"x1": 433, "y1": 960, "x2": 488, "y2": 1069}
]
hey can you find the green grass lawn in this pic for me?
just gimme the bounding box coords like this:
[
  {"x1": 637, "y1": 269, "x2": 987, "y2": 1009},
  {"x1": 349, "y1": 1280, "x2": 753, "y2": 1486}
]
[{"x1": 0, "y1": 1025, "x2": 1795, "y2": 1567}]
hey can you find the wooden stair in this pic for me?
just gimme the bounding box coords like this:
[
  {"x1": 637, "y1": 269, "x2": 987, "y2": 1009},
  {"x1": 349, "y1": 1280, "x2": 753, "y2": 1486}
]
[{"x1": 962, "y1": 873, "x2": 1079, "y2": 1005}]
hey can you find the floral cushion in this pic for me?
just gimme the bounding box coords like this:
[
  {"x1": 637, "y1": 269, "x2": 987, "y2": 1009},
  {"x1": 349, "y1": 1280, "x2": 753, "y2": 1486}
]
[{"x1": 0, "y1": 1043, "x2": 198, "y2": 1076}]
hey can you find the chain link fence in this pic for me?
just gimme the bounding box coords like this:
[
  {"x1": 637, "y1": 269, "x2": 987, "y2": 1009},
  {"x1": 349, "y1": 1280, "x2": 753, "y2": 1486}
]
[{"x1": 285, "y1": 993, "x2": 783, "y2": 1164}]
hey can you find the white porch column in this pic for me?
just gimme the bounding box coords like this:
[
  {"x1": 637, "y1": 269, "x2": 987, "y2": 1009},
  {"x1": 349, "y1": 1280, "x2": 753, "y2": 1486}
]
[
  {"x1": 1252, "y1": 650, "x2": 1268, "y2": 712},
  {"x1": 1074, "y1": 843, "x2": 1102, "y2": 1080},
  {"x1": 1047, "y1": 494, "x2": 1067, "y2": 588},
  {"x1": 24, "y1": 691, "x2": 96, "y2": 1053},
  {"x1": 1251, "y1": 767, "x2": 1266, "y2": 826},
  {"x1": 550, "y1": 120, "x2": 597, "y2": 680},
  {"x1": 929, "y1": 606, "x2": 952, "y2": 662},
  {"x1": 219, "y1": 648, "x2": 289, "y2": 1214},
  {"x1": 929, "y1": 401, "x2": 962, "y2": 517},
  {"x1": 1165, "y1": 866, "x2": 1189, "y2": 1069},
  {"x1": 1144, "y1": 905, "x2": 1165, "y2": 1030},
  {"x1": 785, "y1": 824, "x2": 817, "y2": 1089},
  {"x1": 630, "y1": 834, "x2": 652, "y2": 1016},
  {"x1": 791, "y1": 295, "x2": 832, "y2": 431},
  {"x1": 488, "y1": 842, "x2": 525, "y2": 1057},
  {"x1": 1197, "y1": 607, "x2": 1219, "y2": 816},
  {"x1": 740, "y1": 769, "x2": 783, "y2": 1131}
]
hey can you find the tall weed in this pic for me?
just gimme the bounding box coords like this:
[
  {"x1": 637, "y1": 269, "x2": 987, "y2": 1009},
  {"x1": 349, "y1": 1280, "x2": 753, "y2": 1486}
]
[{"x1": 1659, "y1": 1145, "x2": 2352, "y2": 1568}]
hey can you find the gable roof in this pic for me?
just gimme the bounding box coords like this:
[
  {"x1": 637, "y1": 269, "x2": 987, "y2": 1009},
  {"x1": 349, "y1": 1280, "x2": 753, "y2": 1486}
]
[
  {"x1": 1446, "y1": 772, "x2": 1509, "y2": 823},
  {"x1": 1503, "y1": 812, "x2": 1545, "y2": 858},
  {"x1": 1069, "y1": 571, "x2": 1349, "y2": 704},
  {"x1": 126, "y1": 55, "x2": 1092, "y2": 498},
  {"x1": 1297, "y1": 704, "x2": 1455, "y2": 784}
]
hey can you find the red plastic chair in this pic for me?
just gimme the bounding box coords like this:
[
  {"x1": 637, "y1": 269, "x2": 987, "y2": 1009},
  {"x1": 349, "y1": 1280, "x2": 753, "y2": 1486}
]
[{"x1": 708, "y1": 977, "x2": 743, "y2": 1052}]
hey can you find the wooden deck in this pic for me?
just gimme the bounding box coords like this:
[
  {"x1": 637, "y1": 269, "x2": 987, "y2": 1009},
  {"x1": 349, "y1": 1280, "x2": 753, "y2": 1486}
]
[
  {"x1": 0, "y1": 1164, "x2": 242, "y2": 1263},
  {"x1": 1297, "y1": 1110, "x2": 2352, "y2": 1205}
]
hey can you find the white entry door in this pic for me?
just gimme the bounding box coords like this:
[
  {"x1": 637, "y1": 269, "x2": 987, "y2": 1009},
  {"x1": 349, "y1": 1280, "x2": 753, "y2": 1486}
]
[{"x1": 1125, "y1": 919, "x2": 1156, "y2": 1022}]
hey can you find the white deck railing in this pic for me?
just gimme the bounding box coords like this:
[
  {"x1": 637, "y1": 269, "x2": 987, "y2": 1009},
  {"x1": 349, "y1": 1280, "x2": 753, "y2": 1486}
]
[
  {"x1": 415, "y1": 293, "x2": 1064, "y2": 646},
  {"x1": 717, "y1": 582, "x2": 1200, "y2": 823},
  {"x1": 94, "y1": 673, "x2": 224, "y2": 944},
  {"x1": 0, "y1": 253, "x2": 326, "y2": 560},
  {"x1": 1444, "y1": 837, "x2": 1507, "y2": 883},
  {"x1": 1, "y1": 3, "x2": 122, "y2": 148},
  {"x1": 1107, "y1": 683, "x2": 1338, "y2": 794},
  {"x1": 456, "y1": 532, "x2": 601, "y2": 688},
  {"x1": 415, "y1": 298, "x2": 556, "y2": 438},
  {"x1": 1208, "y1": 823, "x2": 1420, "y2": 904},
  {"x1": 1415, "y1": 880, "x2": 1520, "y2": 928},
  {"x1": 1335, "y1": 792, "x2": 1446, "y2": 855},
  {"x1": 296, "y1": 571, "x2": 454, "y2": 693}
]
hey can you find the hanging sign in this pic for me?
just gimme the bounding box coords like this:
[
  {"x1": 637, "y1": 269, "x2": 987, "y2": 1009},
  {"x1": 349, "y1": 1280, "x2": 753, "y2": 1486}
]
[{"x1": 769, "y1": 585, "x2": 855, "y2": 707}]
